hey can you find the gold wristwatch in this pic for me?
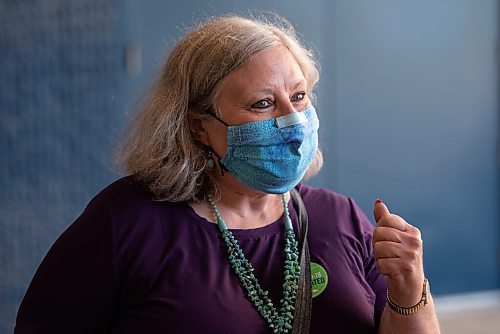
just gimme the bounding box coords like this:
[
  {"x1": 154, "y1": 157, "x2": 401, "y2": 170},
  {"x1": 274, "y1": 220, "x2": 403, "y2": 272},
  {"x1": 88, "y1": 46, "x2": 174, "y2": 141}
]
[{"x1": 386, "y1": 278, "x2": 429, "y2": 315}]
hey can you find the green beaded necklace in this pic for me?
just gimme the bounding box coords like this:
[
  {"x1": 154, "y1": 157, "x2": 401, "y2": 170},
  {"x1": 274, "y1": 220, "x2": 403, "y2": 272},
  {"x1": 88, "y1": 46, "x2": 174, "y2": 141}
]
[{"x1": 207, "y1": 194, "x2": 300, "y2": 334}]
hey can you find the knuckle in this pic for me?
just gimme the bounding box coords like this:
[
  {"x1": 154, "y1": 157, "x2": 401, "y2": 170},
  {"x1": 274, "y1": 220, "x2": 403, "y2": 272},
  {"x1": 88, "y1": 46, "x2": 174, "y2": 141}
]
[
  {"x1": 408, "y1": 235, "x2": 423, "y2": 249},
  {"x1": 401, "y1": 262, "x2": 414, "y2": 272},
  {"x1": 402, "y1": 249, "x2": 422, "y2": 265},
  {"x1": 409, "y1": 225, "x2": 422, "y2": 237},
  {"x1": 392, "y1": 231, "x2": 403, "y2": 243}
]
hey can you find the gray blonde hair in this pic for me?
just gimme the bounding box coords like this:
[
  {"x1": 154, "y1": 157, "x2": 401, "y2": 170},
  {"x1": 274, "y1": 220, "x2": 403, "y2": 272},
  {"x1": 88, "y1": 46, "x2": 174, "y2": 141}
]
[{"x1": 119, "y1": 14, "x2": 323, "y2": 201}]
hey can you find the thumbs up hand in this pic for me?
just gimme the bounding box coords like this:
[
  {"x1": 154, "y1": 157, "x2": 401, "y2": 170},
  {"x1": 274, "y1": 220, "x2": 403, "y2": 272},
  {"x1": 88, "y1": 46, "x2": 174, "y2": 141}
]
[{"x1": 373, "y1": 199, "x2": 426, "y2": 308}]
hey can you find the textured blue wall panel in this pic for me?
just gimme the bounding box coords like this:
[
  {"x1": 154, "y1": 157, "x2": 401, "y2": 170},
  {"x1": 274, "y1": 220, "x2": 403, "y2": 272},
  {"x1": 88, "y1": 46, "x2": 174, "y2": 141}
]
[{"x1": 0, "y1": 1, "x2": 122, "y2": 332}]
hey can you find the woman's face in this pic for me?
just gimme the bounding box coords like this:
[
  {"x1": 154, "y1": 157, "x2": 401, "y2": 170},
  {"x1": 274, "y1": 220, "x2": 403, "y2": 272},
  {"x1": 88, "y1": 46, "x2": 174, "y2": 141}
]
[
  {"x1": 206, "y1": 45, "x2": 310, "y2": 156},
  {"x1": 189, "y1": 45, "x2": 312, "y2": 194}
]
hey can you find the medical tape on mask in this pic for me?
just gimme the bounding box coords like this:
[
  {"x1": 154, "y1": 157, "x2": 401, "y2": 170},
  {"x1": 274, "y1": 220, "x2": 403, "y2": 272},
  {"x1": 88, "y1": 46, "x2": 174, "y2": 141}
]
[{"x1": 275, "y1": 111, "x2": 308, "y2": 128}]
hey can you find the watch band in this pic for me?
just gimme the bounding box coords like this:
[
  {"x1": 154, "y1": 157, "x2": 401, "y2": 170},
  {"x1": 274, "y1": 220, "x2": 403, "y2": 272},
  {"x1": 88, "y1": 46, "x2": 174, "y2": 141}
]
[{"x1": 386, "y1": 278, "x2": 429, "y2": 315}]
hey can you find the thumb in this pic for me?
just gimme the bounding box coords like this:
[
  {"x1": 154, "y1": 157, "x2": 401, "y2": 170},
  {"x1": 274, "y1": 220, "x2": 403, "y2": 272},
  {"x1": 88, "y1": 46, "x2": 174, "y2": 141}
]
[{"x1": 373, "y1": 199, "x2": 391, "y2": 223}]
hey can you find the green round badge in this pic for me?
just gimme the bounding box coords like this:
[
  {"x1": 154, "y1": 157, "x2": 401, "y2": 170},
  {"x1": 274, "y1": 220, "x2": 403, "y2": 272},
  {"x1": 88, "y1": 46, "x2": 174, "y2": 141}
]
[{"x1": 310, "y1": 262, "x2": 328, "y2": 298}]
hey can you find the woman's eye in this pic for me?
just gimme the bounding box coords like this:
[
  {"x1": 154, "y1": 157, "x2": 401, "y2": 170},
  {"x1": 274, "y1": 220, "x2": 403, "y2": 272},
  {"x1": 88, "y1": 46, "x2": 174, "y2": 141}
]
[
  {"x1": 251, "y1": 99, "x2": 272, "y2": 109},
  {"x1": 291, "y1": 92, "x2": 306, "y2": 102}
]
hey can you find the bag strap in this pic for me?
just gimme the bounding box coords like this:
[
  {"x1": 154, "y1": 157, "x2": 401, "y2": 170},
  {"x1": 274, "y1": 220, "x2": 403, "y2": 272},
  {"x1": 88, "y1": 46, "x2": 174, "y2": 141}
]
[{"x1": 290, "y1": 188, "x2": 312, "y2": 334}]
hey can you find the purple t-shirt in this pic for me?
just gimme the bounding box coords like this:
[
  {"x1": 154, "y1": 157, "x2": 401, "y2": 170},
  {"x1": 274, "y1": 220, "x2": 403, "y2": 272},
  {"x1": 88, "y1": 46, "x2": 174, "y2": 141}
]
[{"x1": 15, "y1": 176, "x2": 387, "y2": 333}]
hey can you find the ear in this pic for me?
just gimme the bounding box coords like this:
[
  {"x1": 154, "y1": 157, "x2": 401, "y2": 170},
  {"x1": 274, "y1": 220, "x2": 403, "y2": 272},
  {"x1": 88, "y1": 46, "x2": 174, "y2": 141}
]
[{"x1": 187, "y1": 111, "x2": 211, "y2": 146}]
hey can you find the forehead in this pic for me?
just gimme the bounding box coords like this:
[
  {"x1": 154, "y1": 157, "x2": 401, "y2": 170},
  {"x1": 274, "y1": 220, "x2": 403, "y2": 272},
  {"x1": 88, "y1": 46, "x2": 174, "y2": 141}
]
[{"x1": 217, "y1": 46, "x2": 306, "y2": 97}]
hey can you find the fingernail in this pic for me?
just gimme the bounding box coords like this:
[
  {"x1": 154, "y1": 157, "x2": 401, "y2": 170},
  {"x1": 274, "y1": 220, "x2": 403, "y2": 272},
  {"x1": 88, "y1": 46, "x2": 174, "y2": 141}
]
[{"x1": 374, "y1": 199, "x2": 382, "y2": 206}]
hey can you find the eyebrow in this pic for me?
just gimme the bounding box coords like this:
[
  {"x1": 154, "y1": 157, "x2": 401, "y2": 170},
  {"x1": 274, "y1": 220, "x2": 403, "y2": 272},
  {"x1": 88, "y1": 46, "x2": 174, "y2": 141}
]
[
  {"x1": 251, "y1": 80, "x2": 308, "y2": 95},
  {"x1": 291, "y1": 80, "x2": 308, "y2": 90}
]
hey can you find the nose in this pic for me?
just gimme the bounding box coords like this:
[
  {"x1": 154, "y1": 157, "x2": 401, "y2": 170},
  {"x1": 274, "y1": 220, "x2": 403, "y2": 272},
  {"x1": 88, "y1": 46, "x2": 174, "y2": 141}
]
[{"x1": 275, "y1": 97, "x2": 297, "y2": 117}]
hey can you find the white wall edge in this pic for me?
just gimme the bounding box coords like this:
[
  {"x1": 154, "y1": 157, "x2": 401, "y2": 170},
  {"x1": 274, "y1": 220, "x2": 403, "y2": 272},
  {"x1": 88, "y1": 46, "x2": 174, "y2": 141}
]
[{"x1": 434, "y1": 290, "x2": 500, "y2": 314}]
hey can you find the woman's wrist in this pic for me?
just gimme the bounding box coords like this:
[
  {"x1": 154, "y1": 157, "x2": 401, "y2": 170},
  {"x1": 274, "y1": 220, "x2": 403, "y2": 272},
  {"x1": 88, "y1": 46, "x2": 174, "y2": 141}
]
[{"x1": 387, "y1": 277, "x2": 429, "y2": 315}]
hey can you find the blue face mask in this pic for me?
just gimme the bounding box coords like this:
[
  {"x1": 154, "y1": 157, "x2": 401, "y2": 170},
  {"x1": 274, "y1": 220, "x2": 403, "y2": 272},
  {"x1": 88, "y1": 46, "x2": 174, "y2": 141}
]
[{"x1": 211, "y1": 106, "x2": 319, "y2": 194}]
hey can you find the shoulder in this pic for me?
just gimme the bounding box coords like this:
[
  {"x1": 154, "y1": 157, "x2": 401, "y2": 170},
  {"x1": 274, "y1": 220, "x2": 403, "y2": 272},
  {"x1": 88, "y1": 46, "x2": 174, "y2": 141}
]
[
  {"x1": 84, "y1": 175, "x2": 183, "y2": 216},
  {"x1": 296, "y1": 183, "x2": 364, "y2": 221},
  {"x1": 295, "y1": 183, "x2": 374, "y2": 239},
  {"x1": 296, "y1": 183, "x2": 350, "y2": 207},
  {"x1": 87, "y1": 176, "x2": 153, "y2": 209},
  {"x1": 79, "y1": 176, "x2": 189, "y2": 240}
]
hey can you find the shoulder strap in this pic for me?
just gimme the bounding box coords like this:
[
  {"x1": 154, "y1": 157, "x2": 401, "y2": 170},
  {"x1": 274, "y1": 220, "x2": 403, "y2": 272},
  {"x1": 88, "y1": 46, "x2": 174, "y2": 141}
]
[{"x1": 290, "y1": 188, "x2": 312, "y2": 334}]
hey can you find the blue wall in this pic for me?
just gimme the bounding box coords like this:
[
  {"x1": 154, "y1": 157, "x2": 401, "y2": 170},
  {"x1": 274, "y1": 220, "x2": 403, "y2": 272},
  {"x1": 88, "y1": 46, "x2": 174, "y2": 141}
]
[
  {"x1": 1, "y1": 0, "x2": 498, "y2": 332},
  {"x1": 0, "y1": 1, "x2": 123, "y2": 332},
  {"x1": 323, "y1": 1, "x2": 499, "y2": 295}
]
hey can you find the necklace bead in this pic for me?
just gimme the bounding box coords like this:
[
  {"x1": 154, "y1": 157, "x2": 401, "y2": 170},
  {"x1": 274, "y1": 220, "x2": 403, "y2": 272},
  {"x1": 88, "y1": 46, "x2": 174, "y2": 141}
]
[{"x1": 207, "y1": 194, "x2": 300, "y2": 334}]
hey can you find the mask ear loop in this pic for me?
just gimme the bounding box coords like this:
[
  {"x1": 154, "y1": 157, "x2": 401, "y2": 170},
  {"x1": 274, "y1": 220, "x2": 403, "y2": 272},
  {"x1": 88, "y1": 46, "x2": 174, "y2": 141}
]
[
  {"x1": 210, "y1": 148, "x2": 229, "y2": 176},
  {"x1": 210, "y1": 113, "x2": 230, "y2": 127}
]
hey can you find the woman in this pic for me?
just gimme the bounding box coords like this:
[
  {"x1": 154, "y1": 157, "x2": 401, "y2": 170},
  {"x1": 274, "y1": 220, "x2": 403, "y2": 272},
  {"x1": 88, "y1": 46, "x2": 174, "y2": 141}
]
[{"x1": 15, "y1": 15, "x2": 440, "y2": 333}]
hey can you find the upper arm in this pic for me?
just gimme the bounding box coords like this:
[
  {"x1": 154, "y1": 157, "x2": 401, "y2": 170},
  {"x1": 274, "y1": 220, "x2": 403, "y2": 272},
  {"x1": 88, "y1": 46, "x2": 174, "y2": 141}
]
[{"x1": 15, "y1": 197, "x2": 120, "y2": 333}]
